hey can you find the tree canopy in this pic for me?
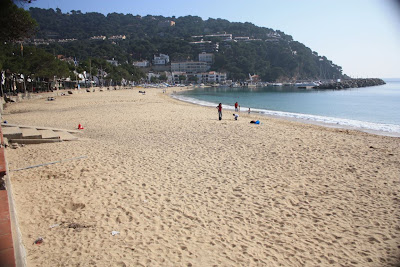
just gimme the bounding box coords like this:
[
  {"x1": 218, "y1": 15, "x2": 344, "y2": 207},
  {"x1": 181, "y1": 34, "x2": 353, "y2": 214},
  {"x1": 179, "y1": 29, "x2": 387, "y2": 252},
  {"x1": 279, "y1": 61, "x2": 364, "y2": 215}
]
[
  {"x1": 0, "y1": 0, "x2": 37, "y2": 42},
  {"x1": 0, "y1": 42, "x2": 72, "y2": 78}
]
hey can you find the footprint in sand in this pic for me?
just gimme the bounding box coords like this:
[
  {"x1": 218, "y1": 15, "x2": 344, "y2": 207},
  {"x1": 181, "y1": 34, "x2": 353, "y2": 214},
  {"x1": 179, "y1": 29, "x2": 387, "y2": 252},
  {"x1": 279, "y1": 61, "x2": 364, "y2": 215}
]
[{"x1": 66, "y1": 202, "x2": 86, "y2": 211}]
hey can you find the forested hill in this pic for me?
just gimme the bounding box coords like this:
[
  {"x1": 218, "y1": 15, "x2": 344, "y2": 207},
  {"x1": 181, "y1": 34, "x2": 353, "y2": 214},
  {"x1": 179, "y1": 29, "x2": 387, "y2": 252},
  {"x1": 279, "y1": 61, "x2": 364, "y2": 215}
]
[{"x1": 28, "y1": 7, "x2": 346, "y2": 82}]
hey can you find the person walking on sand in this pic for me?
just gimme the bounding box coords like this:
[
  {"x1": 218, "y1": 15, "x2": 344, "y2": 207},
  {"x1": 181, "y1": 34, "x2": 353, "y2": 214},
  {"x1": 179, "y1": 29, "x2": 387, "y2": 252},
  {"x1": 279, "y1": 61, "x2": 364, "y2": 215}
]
[
  {"x1": 234, "y1": 102, "x2": 239, "y2": 112},
  {"x1": 217, "y1": 103, "x2": 222, "y2": 120}
]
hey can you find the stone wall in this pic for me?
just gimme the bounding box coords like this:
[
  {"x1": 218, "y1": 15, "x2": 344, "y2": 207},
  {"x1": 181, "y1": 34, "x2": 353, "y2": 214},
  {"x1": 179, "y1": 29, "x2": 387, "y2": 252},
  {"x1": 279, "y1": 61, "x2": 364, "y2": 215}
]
[{"x1": 318, "y1": 78, "x2": 386, "y2": 90}]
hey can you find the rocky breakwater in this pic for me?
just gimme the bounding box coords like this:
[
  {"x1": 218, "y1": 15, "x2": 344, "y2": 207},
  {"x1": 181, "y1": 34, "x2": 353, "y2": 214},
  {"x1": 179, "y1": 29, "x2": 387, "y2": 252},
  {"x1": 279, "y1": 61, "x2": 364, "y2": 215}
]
[{"x1": 318, "y1": 78, "x2": 386, "y2": 90}]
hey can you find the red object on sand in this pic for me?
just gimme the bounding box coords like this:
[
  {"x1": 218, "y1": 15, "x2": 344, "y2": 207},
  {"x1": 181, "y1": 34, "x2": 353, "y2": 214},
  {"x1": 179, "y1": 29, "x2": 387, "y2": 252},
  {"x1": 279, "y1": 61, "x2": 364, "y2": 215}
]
[
  {"x1": 78, "y1": 124, "x2": 84, "y2": 130},
  {"x1": 34, "y1": 237, "x2": 43, "y2": 245}
]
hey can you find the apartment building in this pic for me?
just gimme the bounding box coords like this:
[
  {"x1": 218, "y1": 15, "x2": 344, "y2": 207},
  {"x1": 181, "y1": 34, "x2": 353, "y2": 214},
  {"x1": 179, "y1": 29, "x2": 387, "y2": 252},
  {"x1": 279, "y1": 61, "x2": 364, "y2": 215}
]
[
  {"x1": 205, "y1": 33, "x2": 232, "y2": 41},
  {"x1": 195, "y1": 71, "x2": 227, "y2": 83},
  {"x1": 90, "y1": 36, "x2": 106, "y2": 40},
  {"x1": 133, "y1": 60, "x2": 150, "y2": 68},
  {"x1": 153, "y1": 54, "x2": 170, "y2": 65},
  {"x1": 106, "y1": 59, "x2": 119, "y2": 66},
  {"x1": 198, "y1": 53, "x2": 214, "y2": 64},
  {"x1": 189, "y1": 40, "x2": 219, "y2": 53},
  {"x1": 171, "y1": 71, "x2": 227, "y2": 84},
  {"x1": 171, "y1": 61, "x2": 210, "y2": 73},
  {"x1": 109, "y1": 35, "x2": 126, "y2": 40}
]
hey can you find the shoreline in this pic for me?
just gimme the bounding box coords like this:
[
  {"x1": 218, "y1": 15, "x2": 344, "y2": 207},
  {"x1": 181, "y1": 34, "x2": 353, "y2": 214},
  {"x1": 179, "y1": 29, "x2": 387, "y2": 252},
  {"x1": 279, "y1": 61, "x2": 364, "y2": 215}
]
[
  {"x1": 171, "y1": 91, "x2": 400, "y2": 138},
  {"x1": 3, "y1": 87, "x2": 400, "y2": 266}
]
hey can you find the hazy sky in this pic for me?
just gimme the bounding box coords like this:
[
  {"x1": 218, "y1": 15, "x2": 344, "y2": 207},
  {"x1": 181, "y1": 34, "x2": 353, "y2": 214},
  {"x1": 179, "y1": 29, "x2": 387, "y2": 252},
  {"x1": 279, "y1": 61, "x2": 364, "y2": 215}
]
[{"x1": 27, "y1": 0, "x2": 400, "y2": 78}]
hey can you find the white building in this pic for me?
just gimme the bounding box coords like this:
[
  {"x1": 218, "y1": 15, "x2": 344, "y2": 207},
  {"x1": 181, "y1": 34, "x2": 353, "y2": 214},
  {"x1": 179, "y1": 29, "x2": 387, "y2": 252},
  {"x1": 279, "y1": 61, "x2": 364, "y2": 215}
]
[
  {"x1": 133, "y1": 60, "x2": 150, "y2": 68},
  {"x1": 175, "y1": 71, "x2": 227, "y2": 84},
  {"x1": 158, "y1": 20, "x2": 175, "y2": 27},
  {"x1": 58, "y1": 38, "x2": 77, "y2": 43},
  {"x1": 147, "y1": 72, "x2": 159, "y2": 82},
  {"x1": 109, "y1": 35, "x2": 126, "y2": 40},
  {"x1": 189, "y1": 40, "x2": 212, "y2": 45},
  {"x1": 205, "y1": 33, "x2": 232, "y2": 41},
  {"x1": 194, "y1": 71, "x2": 227, "y2": 84},
  {"x1": 90, "y1": 36, "x2": 106, "y2": 40},
  {"x1": 198, "y1": 53, "x2": 214, "y2": 64},
  {"x1": 175, "y1": 72, "x2": 227, "y2": 84},
  {"x1": 189, "y1": 40, "x2": 219, "y2": 53},
  {"x1": 153, "y1": 54, "x2": 170, "y2": 65},
  {"x1": 172, "y1": 72, "x2": 187, "y2": 83},
  {"x1": 106, "y1": 59, "x2": 118, "y2": 66},
  {"x1": 234, "y1": 37, "x2": 250, "y2": 41},
  {"x1": 171, "y1": 61, "x2": 210, "y2": 73},
  {"x1": 265, "y1": 32, "x2": 281, "y2": 42}
]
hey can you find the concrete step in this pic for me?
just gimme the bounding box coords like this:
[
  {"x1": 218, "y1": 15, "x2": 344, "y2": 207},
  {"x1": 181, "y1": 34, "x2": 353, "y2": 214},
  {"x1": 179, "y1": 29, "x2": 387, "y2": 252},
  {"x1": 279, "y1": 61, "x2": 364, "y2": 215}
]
[
  {"x1": 2, "y1": 123, "x2": 81, "y2": 133},
  {"x1": 1, "y1": 124, "x2": 80, "y2": 143},
  {"x1": 2, "y1": 127, "x2": 23, "y2": 140},
  {"x1": 20, "y1": 128, "x2": 42, "y2": 139},
  {"x1": 54, "y1": 131, "x2": 78, "y2": 141},
  {"x1": 37, "y1": 129, "x2": 60, "y2": 139},
  {"x1": 9, "y1": 139, "x2": 62, "y2": 144}
]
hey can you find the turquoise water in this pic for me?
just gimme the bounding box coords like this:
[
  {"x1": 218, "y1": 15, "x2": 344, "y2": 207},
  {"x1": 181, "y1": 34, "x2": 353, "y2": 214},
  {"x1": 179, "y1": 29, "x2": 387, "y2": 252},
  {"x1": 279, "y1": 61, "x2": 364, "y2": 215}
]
[{"x1": 174, "y1": 79, "x2": 400, "y2": 135}]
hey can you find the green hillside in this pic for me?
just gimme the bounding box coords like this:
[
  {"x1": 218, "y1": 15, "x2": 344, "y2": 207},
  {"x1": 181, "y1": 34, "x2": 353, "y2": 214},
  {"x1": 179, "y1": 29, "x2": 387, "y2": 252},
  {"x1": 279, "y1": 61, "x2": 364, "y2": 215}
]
[{"x1": 27, "y1": 8, "x2": 346, "y2": 82}]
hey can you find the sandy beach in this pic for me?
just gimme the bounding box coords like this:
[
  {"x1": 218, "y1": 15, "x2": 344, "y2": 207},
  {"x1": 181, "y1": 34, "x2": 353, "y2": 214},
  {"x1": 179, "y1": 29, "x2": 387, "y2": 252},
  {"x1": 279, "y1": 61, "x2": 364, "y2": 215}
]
[{"x1": 3, "y1": 87, "x2": 400, "y2": 266}]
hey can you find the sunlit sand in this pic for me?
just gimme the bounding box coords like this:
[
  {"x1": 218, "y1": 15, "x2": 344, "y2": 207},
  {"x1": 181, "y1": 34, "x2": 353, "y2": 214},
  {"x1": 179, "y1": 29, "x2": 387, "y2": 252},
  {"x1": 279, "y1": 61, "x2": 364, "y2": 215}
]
[{"x1": 4, "y1": 87, "x2": 400, "y2": 266}]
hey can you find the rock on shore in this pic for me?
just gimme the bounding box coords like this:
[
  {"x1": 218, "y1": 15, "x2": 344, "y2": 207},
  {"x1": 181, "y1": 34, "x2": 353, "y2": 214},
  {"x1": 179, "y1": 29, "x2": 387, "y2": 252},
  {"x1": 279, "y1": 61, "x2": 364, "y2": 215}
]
[{"x1": 318, "y1": 78, "x2": 386, "y2": 89}]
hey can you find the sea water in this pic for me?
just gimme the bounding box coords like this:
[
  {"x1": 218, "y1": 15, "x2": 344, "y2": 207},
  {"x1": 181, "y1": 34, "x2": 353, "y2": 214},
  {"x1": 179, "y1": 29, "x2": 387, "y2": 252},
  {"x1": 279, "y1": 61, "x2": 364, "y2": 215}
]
[{"x1": 173, "y1": 79, "x2": 400, "y2": 136}]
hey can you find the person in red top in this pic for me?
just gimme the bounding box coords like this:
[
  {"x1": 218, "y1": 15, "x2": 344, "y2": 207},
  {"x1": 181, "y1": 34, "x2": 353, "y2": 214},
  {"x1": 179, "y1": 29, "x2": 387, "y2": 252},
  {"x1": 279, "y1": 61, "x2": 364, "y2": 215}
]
[
  {"x1": 217, "y1": 103, "x2": 222, "y2": 120},
  {"x1": 234, "y1": 102, "x2": 239, "y2": 112}
]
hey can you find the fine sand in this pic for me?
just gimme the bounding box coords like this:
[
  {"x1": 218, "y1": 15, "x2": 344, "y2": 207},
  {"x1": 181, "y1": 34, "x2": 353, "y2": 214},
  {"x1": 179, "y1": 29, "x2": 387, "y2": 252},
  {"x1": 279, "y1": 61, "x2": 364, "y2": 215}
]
[{"x1": 3, "y1": 87, "x2": 400, "y2": 266}]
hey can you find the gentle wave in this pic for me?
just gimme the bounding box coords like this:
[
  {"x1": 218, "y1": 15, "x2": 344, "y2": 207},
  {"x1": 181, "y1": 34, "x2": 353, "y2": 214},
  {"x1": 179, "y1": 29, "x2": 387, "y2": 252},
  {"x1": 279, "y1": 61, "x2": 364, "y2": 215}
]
[{"x1": 172, "y1": 94, "x2": 400, "y2": 136}]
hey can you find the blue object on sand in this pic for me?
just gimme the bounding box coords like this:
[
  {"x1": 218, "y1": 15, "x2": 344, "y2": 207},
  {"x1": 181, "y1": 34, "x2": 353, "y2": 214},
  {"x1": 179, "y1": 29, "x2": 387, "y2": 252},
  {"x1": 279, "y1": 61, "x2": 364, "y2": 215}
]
[{"x1": 255, "y1": 120, "x2": 260, "y2": 124}]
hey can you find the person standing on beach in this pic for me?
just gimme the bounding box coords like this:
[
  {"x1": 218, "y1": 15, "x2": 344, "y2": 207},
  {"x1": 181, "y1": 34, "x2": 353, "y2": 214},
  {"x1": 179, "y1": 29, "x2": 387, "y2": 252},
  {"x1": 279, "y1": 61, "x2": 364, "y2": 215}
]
[
  {"x1": 234, "y1": 102, "x2": 239, "y2": 112},
  {"x1": 217, "y1": 103, "x2": 222, "y2": 120}
]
